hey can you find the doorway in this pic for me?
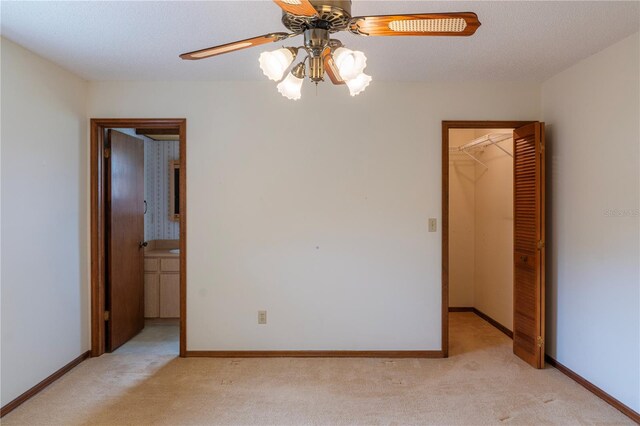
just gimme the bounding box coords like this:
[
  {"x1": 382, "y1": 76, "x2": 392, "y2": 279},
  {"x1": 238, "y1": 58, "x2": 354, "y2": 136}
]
[
  {"x1": 90, "y1": 119, "x2": 187, "y2": 357},
  {"x1": 442, "y1": 121, "x2": 545, "y2": 368}
]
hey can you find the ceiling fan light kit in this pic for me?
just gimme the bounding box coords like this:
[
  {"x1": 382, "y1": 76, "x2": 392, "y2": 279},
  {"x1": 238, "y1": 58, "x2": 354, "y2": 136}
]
[
  {"x1": 345, "y1": 72, "x2": 372, "y2": 97},
  {"x1": 333, "y1": 47, "x2": 367, "y2": 80},
  {"x1": 261, "y1": 27, "x2": 371, "y2": 100},
  {"x1": 180, "y1": 0, "x2": 481, "y2": 100},
  {"x1": 259, "y1": 47, "x2": 298, "y2": 81},
  {"x1": 277, "y1": 62, "x2": 306, "y2": 100}
]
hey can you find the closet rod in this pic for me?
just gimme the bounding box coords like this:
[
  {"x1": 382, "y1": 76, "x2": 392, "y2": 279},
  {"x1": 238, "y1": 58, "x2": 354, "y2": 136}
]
[
  {"x1": 449, "y1": 148, "x2": 489, "y2": 168},
  {"x1": 456, "y1": 133, "x2": 513, "y2": 158},
  {"x1": 449, "y1": 132, "x2": 513, "y2": 169}
]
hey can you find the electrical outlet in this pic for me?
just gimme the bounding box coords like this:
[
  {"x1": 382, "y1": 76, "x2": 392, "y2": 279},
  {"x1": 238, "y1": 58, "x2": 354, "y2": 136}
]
[
  {"x1": 258, "y1": 310, "x2": 267, "y2": 325},
  {"x1": 428, "y1": 218, "x2": 437, "y2": 232}
]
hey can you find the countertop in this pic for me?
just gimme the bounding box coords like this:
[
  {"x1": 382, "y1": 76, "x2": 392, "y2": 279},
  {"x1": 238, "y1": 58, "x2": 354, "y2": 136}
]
[{"x1": 144, "y1": 249, "x2": 179, "y2": 258}]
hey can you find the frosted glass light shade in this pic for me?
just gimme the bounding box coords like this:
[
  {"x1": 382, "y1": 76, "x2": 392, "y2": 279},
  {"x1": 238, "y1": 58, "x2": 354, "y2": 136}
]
[
  {"x1": 346, "y1": 73, "x2": 372, "y2": 96},
  {"x1": 277, "y1": 72, "x2": 304, "y2": 100},
  {"x1": 259, "y1": 48, "x2": 295, "y2": 81},
  {"x1": 333, "y1": 47, "x2": 367, "y2": 81}
]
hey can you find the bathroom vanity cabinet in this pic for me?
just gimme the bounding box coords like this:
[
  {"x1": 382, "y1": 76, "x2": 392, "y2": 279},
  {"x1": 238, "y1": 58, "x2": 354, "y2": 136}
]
[{"x1": 144, "y1": 244, "x2": 180, "y2": 318}]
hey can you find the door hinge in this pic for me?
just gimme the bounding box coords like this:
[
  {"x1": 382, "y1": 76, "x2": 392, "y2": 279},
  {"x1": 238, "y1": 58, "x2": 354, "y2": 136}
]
[
  {"x1": 103, "y1": 147, "x2": 110, "y2": 158},
  {"x1": 104, "y1": 311, "x2": 110, "y2": 321},
  {"x1": 537, "y1": 240, "x2": 545, "y2": 250},
  {"x1": 537, "y1": 336, "x2": 544, "y2": 348}
]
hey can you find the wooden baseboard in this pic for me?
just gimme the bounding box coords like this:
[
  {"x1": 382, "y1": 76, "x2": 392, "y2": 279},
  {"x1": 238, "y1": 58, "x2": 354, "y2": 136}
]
[
  {"x1": 144, "y1": 318, "x2": 180, "y2": 325},
  {"x1": 0, "y1": 350, "x2": 91, "y2": 418},
  {"x1": 471, "y1": 308, "x2": 514, "y2": 339},
  {"x1": 449, "y1": 306, "x2": 514, "y2": 339},
  {"x1": 448, "y1": 306, "x2": 474, "y2": 312},
  {"x1": 185, "y1": 350, "x2": 444, "y2": 358},
  {"x1": 545, "y1": 355, "x2": 639, "y2": 423}
]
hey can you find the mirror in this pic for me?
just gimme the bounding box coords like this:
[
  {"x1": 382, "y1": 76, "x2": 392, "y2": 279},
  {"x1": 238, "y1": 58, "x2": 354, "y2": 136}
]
[{"x1": 169, "y1": 160, "x2": 180, "y2": 221}]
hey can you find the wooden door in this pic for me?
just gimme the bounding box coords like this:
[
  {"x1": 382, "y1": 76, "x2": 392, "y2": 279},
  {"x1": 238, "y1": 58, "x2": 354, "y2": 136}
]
[
  {"x1": 513, "y1": 122, "x2": 545, "y2": 368},
  {"x1": 106, "y1": 130, "x2": 145, "y2": 351}
]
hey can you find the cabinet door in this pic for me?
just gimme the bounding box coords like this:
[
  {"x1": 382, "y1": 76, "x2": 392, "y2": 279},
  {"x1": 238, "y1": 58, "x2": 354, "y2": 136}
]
[
  {"x1": 160, "y1": 274, "x2": 180, "y2": 318},
  {"x1": 144, "y1": 273, "x2": 160, "y2": 318}
]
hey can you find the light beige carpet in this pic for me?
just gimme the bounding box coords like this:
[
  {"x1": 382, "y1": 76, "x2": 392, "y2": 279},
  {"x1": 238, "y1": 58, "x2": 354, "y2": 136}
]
[{"x1": 2, "y1": 314, "x2": 631, "y2": 425}]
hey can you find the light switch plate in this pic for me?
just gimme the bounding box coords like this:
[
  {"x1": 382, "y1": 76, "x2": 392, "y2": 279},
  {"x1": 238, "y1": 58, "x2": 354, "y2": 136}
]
[
  {"x1": 258, "y1": 310, "x2": 267, "y2": 325},
  {"x1": 428, "y1": 218, "x2": 437, "y2": 232}
]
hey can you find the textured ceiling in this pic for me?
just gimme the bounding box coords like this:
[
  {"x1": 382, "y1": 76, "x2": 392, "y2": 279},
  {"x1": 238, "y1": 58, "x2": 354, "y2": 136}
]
[{"x1": 1, "y1": 1, "x2": 638, "y2": 82}]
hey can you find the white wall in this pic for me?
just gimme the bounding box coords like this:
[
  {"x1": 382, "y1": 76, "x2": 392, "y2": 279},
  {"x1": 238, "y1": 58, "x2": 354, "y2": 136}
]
[
  {"x1": 0, "y1": 38, "x2": 88, "y2": 406},
  {"x1": 473, "y1": 129, "x2": 514, "y2": 330},
  {"x1": 542, "y1": 33, "x2": 640, "y2": 412},
  {"x1": 448, "y1": 129, "x2": 477, "y2": 307},
  {"x1": 88, "y1": 80, "x2": 540, "y2": 351}
]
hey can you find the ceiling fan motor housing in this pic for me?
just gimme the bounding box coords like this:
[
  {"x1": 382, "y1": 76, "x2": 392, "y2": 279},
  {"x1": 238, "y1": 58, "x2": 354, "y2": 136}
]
[
  {"x1": 281, "y1": 0, "x2": 352, "y2": 33},
  {"x1": 303, "y1": 28, "x2": 330, "y2": 82}
]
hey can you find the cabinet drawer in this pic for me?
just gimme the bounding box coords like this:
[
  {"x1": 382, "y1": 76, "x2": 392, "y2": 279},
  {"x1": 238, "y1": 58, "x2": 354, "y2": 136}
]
[
  {"x1": 144, "y1": 258, "x2": 159, "y2": 272},
  {"x1": 160, "y1": 258, "x2": 180, "y2": 272}
]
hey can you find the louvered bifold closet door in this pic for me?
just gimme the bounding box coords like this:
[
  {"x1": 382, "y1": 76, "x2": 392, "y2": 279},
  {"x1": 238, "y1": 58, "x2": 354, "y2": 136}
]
[{"x1": 513, "y1": 122, "x2": 545, "y2": 369}]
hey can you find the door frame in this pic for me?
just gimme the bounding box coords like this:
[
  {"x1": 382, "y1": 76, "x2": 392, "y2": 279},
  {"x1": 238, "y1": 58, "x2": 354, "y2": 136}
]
[
  {"x1": 441, "y1": 120, "x2": 534, "y2": 357},
  {"x1": 90, "y1": 118, "x2": 187, "y2": 357}
]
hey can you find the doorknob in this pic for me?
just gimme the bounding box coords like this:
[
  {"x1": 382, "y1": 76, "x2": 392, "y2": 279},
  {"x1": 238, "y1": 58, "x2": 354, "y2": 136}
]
[{"x1": 139, "y1": 241, "x2": 148, "y2": 248}]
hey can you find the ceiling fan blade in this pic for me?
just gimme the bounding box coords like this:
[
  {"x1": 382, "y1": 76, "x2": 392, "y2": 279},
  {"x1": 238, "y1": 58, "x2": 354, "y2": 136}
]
[
  {"x1": 180, "y1": 32, "x2": 291, "y2": 60},
  {"x1": 272, "y1": 0, "x2": 318, "y2": 17},
  {"x1": 323, "y1": 49, "x2": 345, "y2": 85},
  {"x1": 349, "y1": 12, "x2": 481, "y2": 37}
]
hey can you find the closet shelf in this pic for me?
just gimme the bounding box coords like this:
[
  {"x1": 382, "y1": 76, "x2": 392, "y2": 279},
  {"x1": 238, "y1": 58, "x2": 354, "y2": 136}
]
[
  {"x1": 449, "y1": 133, "x2": 513, "y2": 169},
  {"x1": 458, "y1": 133, "x2": 512, "y2": 152}
]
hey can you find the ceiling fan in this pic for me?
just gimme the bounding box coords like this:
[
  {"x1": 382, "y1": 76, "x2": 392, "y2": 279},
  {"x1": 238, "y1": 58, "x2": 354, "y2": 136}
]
[{"x1": 180, "y1": 0, "x2": 481, "y2": 100}]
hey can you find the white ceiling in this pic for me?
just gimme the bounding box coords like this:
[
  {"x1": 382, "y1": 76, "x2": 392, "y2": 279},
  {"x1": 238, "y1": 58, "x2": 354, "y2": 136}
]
[{"x1": 1, "y1": 1, "x2": 638, "y2": 82}]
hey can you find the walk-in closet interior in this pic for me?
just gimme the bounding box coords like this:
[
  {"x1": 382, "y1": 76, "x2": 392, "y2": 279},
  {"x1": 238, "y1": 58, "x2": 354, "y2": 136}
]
[{"x1": 449, "y1": 128, "x2": 514, "y2": 332}]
